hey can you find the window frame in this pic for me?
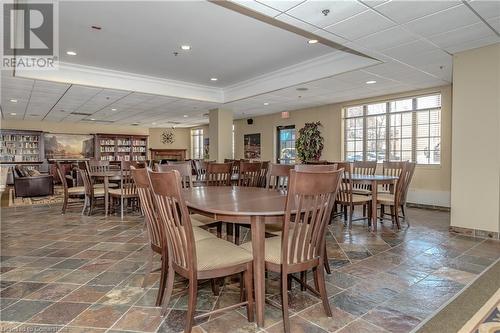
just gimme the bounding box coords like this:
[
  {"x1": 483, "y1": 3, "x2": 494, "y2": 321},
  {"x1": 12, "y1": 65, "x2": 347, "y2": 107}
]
[
  {"x1": 343, "y1": 93, "x2": 442, "y2": 165},
  {"x1": 191, "y1": 128, "x2": 204, "y2": 160},
  {"x1": 276, "y1": 125, "x2": 296, "y2": 164}
]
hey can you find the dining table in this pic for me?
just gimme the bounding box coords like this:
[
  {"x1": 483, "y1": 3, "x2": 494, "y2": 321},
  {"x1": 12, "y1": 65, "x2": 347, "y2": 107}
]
[
  {"x1": 89, "y1": 169, "x2": 121, "y2": 216},
  {"x1": 183, "y1": 186, "x2": 286, "y2": 327}
]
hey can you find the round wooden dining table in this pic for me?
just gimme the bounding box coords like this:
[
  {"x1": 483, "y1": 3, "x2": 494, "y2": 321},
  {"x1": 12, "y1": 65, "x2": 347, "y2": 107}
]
[{"x1": 183, "y1": 186, "x2": 286, "y2": 327}]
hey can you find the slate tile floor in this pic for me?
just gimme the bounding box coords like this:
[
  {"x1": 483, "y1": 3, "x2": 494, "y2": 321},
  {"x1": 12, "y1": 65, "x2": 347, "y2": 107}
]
[{"x1": 1, "y1": 205, "x2": 499, "y2": 333}]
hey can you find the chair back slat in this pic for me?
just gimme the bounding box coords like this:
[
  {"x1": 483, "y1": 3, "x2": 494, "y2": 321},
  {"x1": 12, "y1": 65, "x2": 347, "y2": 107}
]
[
  {"x1": 77, "y1": 161, "x2": 94, "y2": 198},
  {"x1": 88, "y1": 160, "x2": 110, "y2": 173},
  {"x1": 206, "y1": 162, "x2": 232, "y2": 186},
  {"x1": 258, "y1": 161, "x2": 270, "y2": 187},
  {"x1": 393, "y1": 163, "x2": 409, "y2": 206},
  {"x1": 382, "y1": 161, "x2": 405, "y2": 192},
  {"x1": 401, "y1": 162, "x2": 415, "y2": 205},
  {"x1": 266, "y1": 163, "x2": 293, "y2": 191},
  {"x1": 158, "y1": 162, "x2": 193, "y2": 188},
  {"x1": 282, "y1": 170, "x2": 342, "y2": 267},
  {"x1": 119, "y1": 161, "x2": 137, "y2": 196},
  {"x1": 56, "y1": 162, "x2": 69, "y2": 192},
  {"x1": 335, "y1": 162, "x2": 352, "y2": 204},
  {"x1": 148, "y1": 170, "x2": 196, "y2": 271},
  {"x1": 238, "y1": 162, "x2": 262, "y2": 187},
  {"x1": 352, "y1": 161, "x2": 376, "y2": 191},
  {"x1": 130, "y1": 168, "x2": 164, "y2": 250}
]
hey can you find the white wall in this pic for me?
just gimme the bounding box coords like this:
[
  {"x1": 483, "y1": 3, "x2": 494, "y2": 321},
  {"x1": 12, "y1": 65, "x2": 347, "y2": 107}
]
[{"x1": 451, "y1": 44, "x2": 500, "y2": 233}]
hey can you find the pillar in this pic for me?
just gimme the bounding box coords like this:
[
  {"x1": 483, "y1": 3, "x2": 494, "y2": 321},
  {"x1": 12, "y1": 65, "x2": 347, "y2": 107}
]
[{"x1": 208, "y1": 108, "x2": 233, "y2": 162}]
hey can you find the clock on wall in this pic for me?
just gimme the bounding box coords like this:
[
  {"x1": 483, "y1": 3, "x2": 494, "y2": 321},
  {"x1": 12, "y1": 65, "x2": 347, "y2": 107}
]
[{"x1": 161, "y1": 130, "x2": 175, "y2": 145}]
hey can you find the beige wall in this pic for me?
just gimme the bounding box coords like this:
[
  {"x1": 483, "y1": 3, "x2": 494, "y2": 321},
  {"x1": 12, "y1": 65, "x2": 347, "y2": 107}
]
[
  {"x1": 451, "y1": 44, "x2": 500, "y2": 233},
  {"x1": 148, "y1": 127, "x2": 191, "y2": 156},
  {"x1": 233, "y1": 85, "x2": 452, "y2": 207}
]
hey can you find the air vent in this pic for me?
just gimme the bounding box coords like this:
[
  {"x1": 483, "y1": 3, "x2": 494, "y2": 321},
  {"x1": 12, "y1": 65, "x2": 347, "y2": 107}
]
[
  {"x1": 82, "y1": 119, "x2": 114, "y2": 123},
  {"x1": 70, "y1": 112, "x2": 92, "y2": 116},
  {"x1": 166, "y1": 121, "x2": 181, "y2": 125}
]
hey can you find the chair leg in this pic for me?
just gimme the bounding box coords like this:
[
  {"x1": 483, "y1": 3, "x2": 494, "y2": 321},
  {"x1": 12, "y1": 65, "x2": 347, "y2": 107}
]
[
  {"x1": 394, "y1": 205, "x2": 401, "y2": 230},
  {"x1": 300, "y1": 271, "x2": 307, "y2": 291},
  {"x1": 314, "y1": 264, "x2": 332, "y2": 317},
  {"x1": 390, "y1": 206, "x2": 395, "y2": 227},
  {"x1": 216, "y1": 223, "x2": 222, "y2": 238},
  {"x1": 62, "y1": 194, "x2": 68, "y2": 214},
  {"x1": 210, "y1": 279, "x2": 220, "y2": 295},
  {"x1": 226, "y1": 223, "x2": 234, "y2": 242},
  {"x1": 120, "y1": 197, "x2": 124, "y2": 220},
  {"x1": 401, "y1": 205, "x2": 410, "y2": 227},
  {"x1": 81, "y1": 196, "x2": 87, "y2": 215},
  {"x1": 142, "y1": 247, "x2": 154, "y2": 288},
  {"x1": 323, "y1": 243, "x2": 331, "y2": 274},
  {"x1": 235, "y1": 224, "x2": 240, "y2": 245},
  {"x1": 281, "y1": 273, "x2": 290, "y2": 333},
  {"x1": 342, "y1": 205, "x2": 347, "y2": 221},
  {"x1": 380, "y1": 204, "x2": 385, "y2": 221},
  {"x1": 156, "y1": 255, "x2": 168, "y2": 307},
  {"x1": 362, "y1": 204, "x2": 366, "y2": 217},
  {"x1": 161, "y1": 259, "x2": 175, "y2": 316},
  {"x1": 244, "y1": 263, "x2": 254, "y2": 322},
  {"x1": 348, "y1": 204, "x2": 354, "y2": 229},
  {"x1": 89, "y1": 197, "x2": 95, "y2": 216},
  {"x1": 184, "y1": 277, "x2": 198, "y2": 333}
]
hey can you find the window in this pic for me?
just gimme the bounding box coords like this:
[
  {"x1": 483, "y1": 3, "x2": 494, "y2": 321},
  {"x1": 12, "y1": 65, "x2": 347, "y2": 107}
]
[
  {"x1": 191, "y1": 129, "x2": 203, "y2": 159},
  {"x1": 343, "y1": 94, "x2": 441, "y2": 165},
  {"x1": 277, "y1": 125, "x2": 296, "y2": 164}
]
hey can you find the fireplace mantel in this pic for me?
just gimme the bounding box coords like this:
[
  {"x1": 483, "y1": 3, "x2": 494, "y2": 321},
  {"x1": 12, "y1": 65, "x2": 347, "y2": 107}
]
[{"x1": 149, "y1": 148, "x2": 187, "y2": 161}]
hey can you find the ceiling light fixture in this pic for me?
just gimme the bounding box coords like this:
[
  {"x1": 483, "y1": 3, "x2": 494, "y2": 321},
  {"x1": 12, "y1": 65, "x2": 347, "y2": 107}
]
[
  {"x1": 111, "y1": 108, "x2": 117, "y2": 111},
  {"x1": 210, "y1": 77, "x2": 218, "y2": 81},
  {"x1": 9, "y1": 99, "x2": 17, "y2": 103},
  {"x1": 152, "y1": 122, "x2": 156, "y2": 125},
  {"x1": 180, "y1": 45, "x2": 191, "y2": 50},
  {"x1": 66, "y1": 51, "x2": 77, "y2": 56},
  {"x1": 9, "y1": 113, "x2": 16, "y2": 116},
  {"x1": 366, "y1": 80, "x2": 377, "y2": 84},
  {"x1": 183, "y1": 115, "x2": 188, "y2": 118},
  {"x1": 263, "y1": 102, "x2": 269, "y2": 106},
  {"x1": 308, "y1": 39, "x2": 318, "y2": 44},
  {"x1": 90, "y1": 118, "x2": 95, "y2": 121}
]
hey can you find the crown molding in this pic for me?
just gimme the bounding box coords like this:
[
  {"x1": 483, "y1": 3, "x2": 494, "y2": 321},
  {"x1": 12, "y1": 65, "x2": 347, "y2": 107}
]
[{"x1": 15, "y1": 62, "x2": 224, "y2": 103}]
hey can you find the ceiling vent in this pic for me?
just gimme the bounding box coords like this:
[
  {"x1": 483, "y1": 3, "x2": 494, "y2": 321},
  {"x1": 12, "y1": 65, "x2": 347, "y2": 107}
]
[{"x1": 70, "y1": 112, "x2": 92, "y2": 116}]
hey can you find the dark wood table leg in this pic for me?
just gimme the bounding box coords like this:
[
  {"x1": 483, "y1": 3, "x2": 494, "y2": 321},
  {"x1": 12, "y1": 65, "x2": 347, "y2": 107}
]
[
  {"x1": 251, "y1": 216, "x2": 265, "y2": 327},
  {"x1": 371, "y1": 180, "x2": 377, "y2": 232},
  {"x1": 104, "y1": 176, "x2": 109, "y2": 217}
]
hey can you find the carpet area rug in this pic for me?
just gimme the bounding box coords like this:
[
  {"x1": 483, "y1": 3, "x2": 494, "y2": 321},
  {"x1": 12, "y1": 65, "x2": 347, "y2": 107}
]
[
  {"x1": 415, "y1": 259, "x2": 500, "y2": 333},
  {"x1": 8, "y1": 186, "x2": 65, "y2": 207}
]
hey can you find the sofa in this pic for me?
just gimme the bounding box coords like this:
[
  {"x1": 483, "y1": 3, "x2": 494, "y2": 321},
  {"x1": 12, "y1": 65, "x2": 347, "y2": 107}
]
[{"x1": 13, "y1": 165, "x2": 54, "y2": 197}]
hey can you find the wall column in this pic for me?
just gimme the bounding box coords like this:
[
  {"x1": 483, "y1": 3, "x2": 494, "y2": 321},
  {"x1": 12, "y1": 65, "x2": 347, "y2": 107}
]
[
  {"x1": 450, "y1": 44, "x2": 500, "y2": 236},
  {"x1": 208, "y1": 108, "x2": 233, "y2": 162}
]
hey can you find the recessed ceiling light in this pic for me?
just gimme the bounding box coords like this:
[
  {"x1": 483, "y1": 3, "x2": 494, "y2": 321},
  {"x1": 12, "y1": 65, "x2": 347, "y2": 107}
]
[
  {"x1": 366, "y1": 80, "x2": 377, "y2": 84},
  {"x1": 296, "y1": 87, "x2": 308, "y2": 91},
  {"x1": 9, "y1": 113, "x2": 16, "y2": 116},
  {"x1": 66, "y1": 51, "x2": 77, "y2": 56},
  {"x1": 210, "y1": 77, "x2": 218, "y2": 81},
  {"x1": 308, "y1": 39, "x2": 318, "y2": 44},
  {"x1": 180, "y1": 45, "x2": 191, "y2": 50},
  {"x1": 9, "y1": 99, "x2": 17, "y2": 103},
  {"x1": 152, "y1": 122, "x2": 156, "y2": 125},
  {"x1": 263, "y1": 102, "x2": 270, "y2": 106},
  {"x1": 111, "y1": 108, "x2": 117, "y2": 111},
  {"x1": 183, "y1": 115, "x2": 188, "y2": 118},
  {"x1": 90, "y1": 118, "x2": 95, "y2": 121}
]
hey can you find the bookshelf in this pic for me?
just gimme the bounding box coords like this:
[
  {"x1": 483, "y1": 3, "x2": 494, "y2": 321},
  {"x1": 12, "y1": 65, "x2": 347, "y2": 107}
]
[
  {"x1": 0, "y1": 129, "x2": 44, "y2": 163},
  {"x1": 95, "y1": 134, "x2": 148, "y2": 162}
]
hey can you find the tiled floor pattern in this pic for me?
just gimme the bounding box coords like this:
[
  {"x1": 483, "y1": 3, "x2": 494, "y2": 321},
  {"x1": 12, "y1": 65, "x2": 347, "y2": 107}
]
[{"x1": 1, "y1": 204, "x2": 499, "y2": 333}]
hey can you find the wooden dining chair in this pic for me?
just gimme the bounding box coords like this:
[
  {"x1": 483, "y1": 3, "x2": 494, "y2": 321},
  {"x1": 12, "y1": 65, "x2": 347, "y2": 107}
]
[
  {"x1": 335, "y1": 162, "x2": 372, "y2": 229},
  {"x1": 108, "y1": 161, "x2": 139, "y2": 219},
  {"x1": 241, "y1": 169, "x2": 342, "y2": 333},
  {"x1": 377, "y1": 163, "x2": 409, "y2": 229},
  {"x1": 157, "y1": 162, "x2": 223, "y2": 237},
  {"x1": 266, "y1": 163, "x2": 293, "y2": 191},
  {"x1": 381, "y1": 161, "x2": 405, "y2": 192},
  {"x1": 77, "y1": 162, "x2": 106, "y2": 215},
  {"x1": 238, "y1": 161, "x2": 262, "y2": 187},
  {"x1": 56, "y1": 161, "x2": 85, "y2": 214},
  {"x1": 130, "y1": 167, "x2": 217, "y2": 307},
  {"x1": 205, "y1": 162, "x2": 232, "y2": 186},
  {"x1": 400, "y1": 162, "x2": 416, "y2": 224},
  {"x1": 148, "y1": 170, "x2": 254, "y2": 332},
  {"x1": 294, "y1": 164, "x2": 338, "y2": 172},
  {"x1": 352, "y1": 161, "x2": 377, "y2": 195}
]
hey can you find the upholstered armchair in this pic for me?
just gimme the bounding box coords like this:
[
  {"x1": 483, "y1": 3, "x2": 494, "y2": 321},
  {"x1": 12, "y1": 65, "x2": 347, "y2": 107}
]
[{"x1": 13, "y1": 165, "x2": 54, "y2": 197}]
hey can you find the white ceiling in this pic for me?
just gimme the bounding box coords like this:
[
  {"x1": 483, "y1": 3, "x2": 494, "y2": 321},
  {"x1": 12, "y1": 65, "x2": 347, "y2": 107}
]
[{"x1": 2, "y1": 0, "x2": 499, "y2": 127}]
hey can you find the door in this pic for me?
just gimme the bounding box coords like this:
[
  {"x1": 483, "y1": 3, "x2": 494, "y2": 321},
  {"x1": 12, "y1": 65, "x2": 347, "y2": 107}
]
[{"x1": 277, "y1": 125, "x2": 296, "y2": 164}]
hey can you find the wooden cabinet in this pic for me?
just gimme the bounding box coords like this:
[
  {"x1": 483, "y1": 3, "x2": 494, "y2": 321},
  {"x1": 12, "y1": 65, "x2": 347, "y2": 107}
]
[
  {"x1": 95, "y1": 134, "x2": 148, "y2": 162},
  {"x1": 150, "y1": 148, "x2": 187, "y2": 161}
]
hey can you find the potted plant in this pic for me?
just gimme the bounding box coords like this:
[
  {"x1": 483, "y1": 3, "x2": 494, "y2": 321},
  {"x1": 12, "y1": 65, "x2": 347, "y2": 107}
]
[{"x1": 295, "y1": 121, "x2": 324, "y2": 163}]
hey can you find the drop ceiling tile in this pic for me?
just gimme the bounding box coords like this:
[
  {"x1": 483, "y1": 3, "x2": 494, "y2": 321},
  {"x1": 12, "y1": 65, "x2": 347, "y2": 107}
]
[
  {"x1": 358, "y1": 0, "x2": 390, "y2": 8},
  {"x1": 444, "y1": 35, "x2": 500, "y2": 54},
  {"x1": 354, "y1": 26, "x2": 417, "y2": 50},
  {"x1": 428, "y1": 22, "x2": 498, "y2": 50},
  {"x1": 374, "y1": 0, "x2": 461, "y2": 24},
  {"x1": 232, "y1": 0, "x2": 280, "y2": 17},
  {"x1": 382, "y1": 39, "x2": 441, "y2": 62},
  {"x1": 33, "y1": 80, "x2": 70, "y2": 93},
  {"x1": 312, "y1": 29, "x2": 348, "y2": 44},
  {"x1": 275, "y1": 13, "x2": 317, "y2": 32},
  {"x1": 286, "y1": 0, "x2": 368, "y2": 29},
  {"x1": 468, "y1": 0, "x2": 500, "y2": 20},
  {"x1": 325, "y1": 9, "x2": 395, "y2": 40},
  {"x1": 404, "y1": 4, "x2": 480, "y2": 37},
  {"x1": 486, "y1": 16, "x2": 500, "y2": 33},
  {"x1": 256, "y1": 0, "x2": 305, "y2": 12}
]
